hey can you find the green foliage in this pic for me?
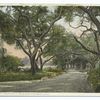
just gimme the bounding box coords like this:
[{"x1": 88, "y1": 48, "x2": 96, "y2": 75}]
[
  {"x1": 1, "y1": 55, "x2": 21, "y2": 72},
  {"x1": 0, "y1": 10, "x2": 13, "y2": 33},
  {"x1": 81, "y1": 34, "x2": 97, "y2": 52},
  {"x1": 13, "y1": 6, "x2": 50, "y2": 36},
  {"x1": 0, "y1": 6, "x2": 64, "y2": 74},
  {"x1": 53, "y1": 55, "x2": 67, "y2": 70},
  {"x1": 44, "y1": 25, "x2": 66, "y2": 54},
  {"x1": 43, "y1": 25, "x2": 68, "y2": 68},
  {"x1": 44, "y1": 25, "x2": 83, "y2": 69},
  {"x1": 0, "y1": 6, "x2": 60, "y2": 47},
  {"x1": 1, "y1": 6, "x2": 100, "y2": 74},
  {"x1": 59, "y1": 6, "x2": 74, "y2": 22},
  {"x1": 0, "y1": 8, "x2": 15, "y2": 44},
  {"x1": 88, "y1": 61, "x2": 100, "y2": 92},
  {"x1": 44, "y1": 67, "x2": 63, "y2": 73},
  {"x1": 0, "y1": 68, "x2": 63, "y2": 82},
  {"x1": 0, "y1": 72, "x2": 46, "y2": 81},
  {"x1": 88, "y1": 67, "x2": 100, "y2": 91}
]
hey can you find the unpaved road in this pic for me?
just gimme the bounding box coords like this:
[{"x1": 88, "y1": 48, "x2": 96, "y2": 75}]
[{"x1": 0, "y1": 69, "x2": 94, "y2": 92}]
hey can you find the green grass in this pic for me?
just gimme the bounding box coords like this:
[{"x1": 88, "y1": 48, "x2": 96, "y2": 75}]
[
  {"x1": 44, "y1": 67, "x2": 63, "y2": 73},
  {"x1": 0, "y1": 68, "x2": 63, "y2": 82}
]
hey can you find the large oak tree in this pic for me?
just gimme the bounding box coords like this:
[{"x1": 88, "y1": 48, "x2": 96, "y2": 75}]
[{"x1": 0, "y1": 6, "x2": 63, "y2": 74}]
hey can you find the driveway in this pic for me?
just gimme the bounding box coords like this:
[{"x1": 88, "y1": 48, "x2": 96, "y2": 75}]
[{"x1": 0, "y1": 69, "x2": 94, "y2": 92}]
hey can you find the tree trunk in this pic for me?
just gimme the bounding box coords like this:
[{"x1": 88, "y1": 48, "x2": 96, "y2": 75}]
[
  {"x1": 34, "y1": 61, "x2": 39, "y2": 72},
  {"x1": 30, "y1": 57, "x2": 36, "y2": 75},
  {"x1": 39, "y1": 56, "x2": 43, "y2": 70}
]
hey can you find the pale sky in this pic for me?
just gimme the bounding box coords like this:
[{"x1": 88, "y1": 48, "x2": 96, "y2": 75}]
[{"x1": 56, "y1": 17, "x2": 82, "y2": 36}]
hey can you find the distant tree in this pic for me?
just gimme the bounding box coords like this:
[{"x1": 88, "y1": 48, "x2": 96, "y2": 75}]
[{"x1": 43, "y1": 24, "x2": 84, "y2": 70}]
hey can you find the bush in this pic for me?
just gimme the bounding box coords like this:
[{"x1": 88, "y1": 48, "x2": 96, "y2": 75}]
[
  {"x1": 88, "y1": 67, "x2": 100, "y2": 92},
  {"x1": 0, "y1": 72, "x2": 37, "y2": 81},
  {"x1": 1, "y1": 55, "x2": 21, "y2": 72},
  {"x1": 0, "y1": 68, "x2": 63, "y2": 82},
  {"x1": 44, "y1": 67, "x2": 63, "y2": 73}
]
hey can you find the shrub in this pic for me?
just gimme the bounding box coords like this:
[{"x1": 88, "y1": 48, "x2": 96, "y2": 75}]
[
  {"x1": 1, "y1": 55, "x2": 21, "y2": 72},
  {"x1": 0, "y1": 68, "x2": 63, "y2": 82},
  {"x1": 0, "y1": 72, "x2": 36, "y2": 81},
  {"x1": 88, "y1": 67, "x2": 100, "y2": 92},
  {"x1": 44, "y1": 67, "x2": 63, "y2": 73}
]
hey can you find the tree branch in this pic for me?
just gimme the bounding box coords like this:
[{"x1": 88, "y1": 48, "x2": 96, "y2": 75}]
[
  {"x1": 42, "y1": 55, "x2": 55, "y2": 66},
  {"x1": 93, "y1": 30, "x2": 100, "y2": 52},
  {"x1": 80, "y1": 28, "x2": 93, "y2": 37},
  {"x1": 73, "y1": 36, "x2": 99, "y2": 55},
  {"x1": 79, "y1": 6, "x2": 100, "y2": 34},
  {"x1": 15, "y1": 38, "x2": 30, "y2": 56},
  {"x1": 39, "y1": 7, "x2": 63, "y2": 40}
]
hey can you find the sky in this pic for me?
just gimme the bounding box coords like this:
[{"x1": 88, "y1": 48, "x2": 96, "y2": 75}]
[{"x1": 56, "y1": 18, "x2": 82, "y2": 36}]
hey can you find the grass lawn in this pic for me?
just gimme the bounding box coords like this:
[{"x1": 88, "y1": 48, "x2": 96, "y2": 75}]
[{"x1": 0, "y1": 68, "x2": 63, "y2": 82}]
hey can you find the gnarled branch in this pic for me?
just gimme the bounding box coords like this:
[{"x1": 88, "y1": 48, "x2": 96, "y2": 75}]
[{"x1": 73, "y1": 36, "x2": 99, "y2": 55}]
